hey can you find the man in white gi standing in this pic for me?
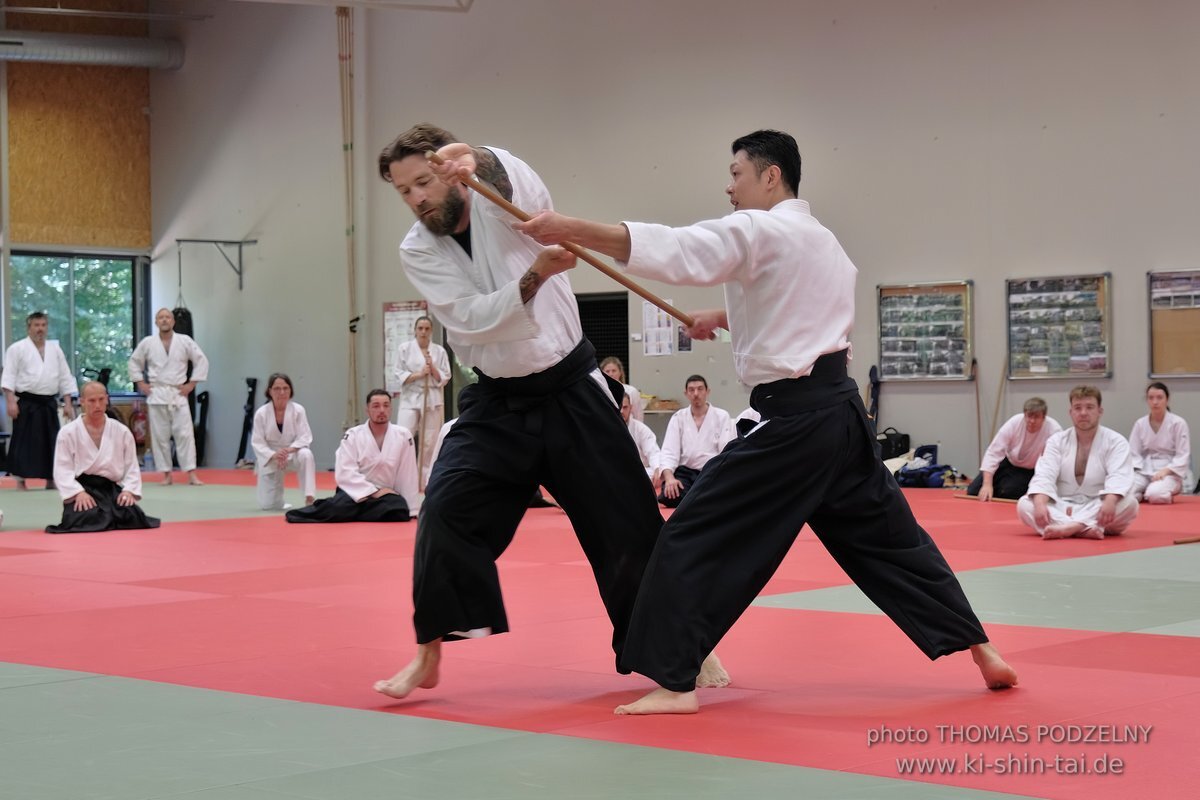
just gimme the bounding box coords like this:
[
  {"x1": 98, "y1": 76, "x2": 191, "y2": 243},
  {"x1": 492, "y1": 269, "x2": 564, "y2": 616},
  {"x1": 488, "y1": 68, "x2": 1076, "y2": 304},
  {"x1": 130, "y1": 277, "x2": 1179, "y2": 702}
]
[
  {"x1": 286, "y1": 389, "x2": 418, "y2": 523},
  {"x1": 658, "y1": 374, "x2": 735, "y2": 507},
  {"x1": 129, "y1": 308, "x2": 208, "y2": 486},
  {"x1": 517, "y1": 129, "x2": 1016, "y2": 714},
  {"x1": 2, "y1": 311, "x2": 78, "y2": 490},
  {"x1": 47, "y1": 381, "x2": 158, "y2": 533},
  {"x1": 1017, "y1": 385, "x2": 1138, "y2": 539}
]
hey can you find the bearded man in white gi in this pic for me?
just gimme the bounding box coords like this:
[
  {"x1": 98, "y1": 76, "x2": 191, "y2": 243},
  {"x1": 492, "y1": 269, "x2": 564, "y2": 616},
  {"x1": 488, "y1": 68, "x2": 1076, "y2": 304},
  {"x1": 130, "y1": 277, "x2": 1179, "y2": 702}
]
[
  {"x1": 658, "y1": 374, "x2": 735, "y2": 507},
  {"x1": 1018, "y1": 385, "x2": 1138, "y2": 539},
  {"x1": 46, "y1": 381, "x2": 159, "y2": 533},
  {"x1": 128, "y1": 308, "x2": 208, "y2": 486},
  {"x1": 371, "y1": 123, "x2": 707, "y2": 703},
  {"x1": 285, "y1": 390, "x2": 418, "y2": 523},
  {"x1": 967, "y1": 397, "x2": 1063, "y2": 501},
  {"x1": 517, "y1": 129, "x2": 1016, "y2": 715},
  {"x1": 2, "y1": 311, "x2": 78, "y2": 490}
]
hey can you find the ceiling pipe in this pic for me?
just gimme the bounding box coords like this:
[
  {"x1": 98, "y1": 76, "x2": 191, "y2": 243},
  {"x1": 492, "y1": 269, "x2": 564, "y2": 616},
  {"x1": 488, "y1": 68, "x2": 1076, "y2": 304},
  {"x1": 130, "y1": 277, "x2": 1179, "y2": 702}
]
[{"x1": 0, "y1": 29, "x2": 183, "y2": 69}]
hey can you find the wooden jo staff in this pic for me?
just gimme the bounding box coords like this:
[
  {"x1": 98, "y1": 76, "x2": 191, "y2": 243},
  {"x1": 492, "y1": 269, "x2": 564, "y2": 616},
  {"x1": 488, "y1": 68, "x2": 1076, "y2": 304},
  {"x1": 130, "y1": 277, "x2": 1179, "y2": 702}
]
[{"x1": 426, "y1": 151, "x2": 695, "y2": 328}]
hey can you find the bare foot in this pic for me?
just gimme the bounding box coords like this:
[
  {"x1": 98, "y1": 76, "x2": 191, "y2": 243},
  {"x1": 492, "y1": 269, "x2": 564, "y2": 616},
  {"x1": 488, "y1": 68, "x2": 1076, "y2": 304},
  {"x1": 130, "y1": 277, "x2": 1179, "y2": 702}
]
[
  {"x1": 305, "y1": 495, "x2": 315, "y2": 506},
  {"x1": 696, "y1": 652, "x2": 730, "y2": 688},
  {"x1": 373, "y1": 641, "x2": 441, "y2": 700},
  {"x1": 615, "y1": 687, "x2": 699, "y2": 715},
  {"x1": 1042, "y1": 522, "x2": 1083, "y2": 539},
  {"x1": 971, "y1": 642, "x2": 1018, "y2": 690},
  {"x1": 162, "y1": 473, "x2": 174, "y2": 486},
  {"x1": 188, "y1": 473, "x2": 204, "y2": 486}
]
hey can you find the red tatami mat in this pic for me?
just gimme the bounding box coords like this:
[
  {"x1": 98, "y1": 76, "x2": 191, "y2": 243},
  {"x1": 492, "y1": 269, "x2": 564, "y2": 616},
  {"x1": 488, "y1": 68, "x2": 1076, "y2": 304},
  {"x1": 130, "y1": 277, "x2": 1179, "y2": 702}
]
[{"x1": 1, "y1": 491, "x2": 1198, "y2": 799}]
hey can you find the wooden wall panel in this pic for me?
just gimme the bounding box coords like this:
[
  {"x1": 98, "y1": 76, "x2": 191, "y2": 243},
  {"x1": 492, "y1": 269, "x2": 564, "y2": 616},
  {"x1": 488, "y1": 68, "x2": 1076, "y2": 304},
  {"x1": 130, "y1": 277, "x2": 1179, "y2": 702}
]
[{"x1": 5, "y1": 0, "x2": 151, "y2": 248}]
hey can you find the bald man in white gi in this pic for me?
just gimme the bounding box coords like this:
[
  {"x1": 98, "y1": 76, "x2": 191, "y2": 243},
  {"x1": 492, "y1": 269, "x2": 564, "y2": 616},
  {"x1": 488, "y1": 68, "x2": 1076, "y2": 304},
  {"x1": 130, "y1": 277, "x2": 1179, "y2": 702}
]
[
  {"x1": 129, "y1": 308, "x2": 208, "y2": 486},
  {"x1": 47, "y1": 382, "x2": 159, "y2": 533}
]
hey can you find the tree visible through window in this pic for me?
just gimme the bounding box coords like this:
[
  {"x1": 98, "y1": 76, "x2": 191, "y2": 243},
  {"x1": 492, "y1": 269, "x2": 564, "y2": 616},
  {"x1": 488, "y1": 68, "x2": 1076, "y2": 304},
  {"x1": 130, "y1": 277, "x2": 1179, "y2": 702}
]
[{"x1": 8, "y1": 253, "x2": 138, "y2": 393}]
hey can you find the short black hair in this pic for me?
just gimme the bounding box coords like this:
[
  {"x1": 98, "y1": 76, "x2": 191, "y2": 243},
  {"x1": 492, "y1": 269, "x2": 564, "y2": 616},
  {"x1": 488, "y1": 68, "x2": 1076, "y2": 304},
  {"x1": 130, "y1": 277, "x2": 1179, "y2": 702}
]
[
  {"x1": 684, "y1": 374, "x2": 708, "y2": 389},
  {"x1": 731, "y1": 129, "x2": 801, "y2": 196},
  {"x1": 366, "y1": 388, "x2": 391, "y2": 404}
]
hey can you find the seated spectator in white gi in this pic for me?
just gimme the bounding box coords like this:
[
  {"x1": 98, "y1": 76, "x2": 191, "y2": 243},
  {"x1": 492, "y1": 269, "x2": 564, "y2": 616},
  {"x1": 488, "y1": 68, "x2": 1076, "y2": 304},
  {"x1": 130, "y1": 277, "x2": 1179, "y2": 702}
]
[
  {"x1": 1129, "y1": 381, "x2": 1191, "y2": 504},
  {"x1": 658, "y1": 374, "x2": 736, "y2": 508},
  {"x1": 286, "y1": 389, "x2": 418, "y2": 523},
  {"x1": 1017, "y1": 385, "x2": 1138, "y2": 540},
  {"x1": 46, "y1": 382, "x2": 159, "y2": 534},
  {"x1": 251, "y1": 372, "x2": 316, "y2": 511},
  {"x1": 967, "y1": 397, "x2": 1062, "y2": 501},
  {"x1": 600, "y1": 356, "x2": 644, "y2": 422},
  {"x1": 622, "y1": 392, "x2": 662, "y2": 489}
]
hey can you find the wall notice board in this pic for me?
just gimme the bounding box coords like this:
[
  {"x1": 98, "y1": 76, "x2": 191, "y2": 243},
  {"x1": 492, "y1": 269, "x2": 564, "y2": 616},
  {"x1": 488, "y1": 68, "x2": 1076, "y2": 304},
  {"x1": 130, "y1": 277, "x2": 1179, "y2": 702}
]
[
  {"x1": 1149, "y1": 269, "x2": 1200, "y2": 377},
  {"x1": 877, "y1": 281, "x2": 973, "y2": 380},
  {"x1": 1007, "y1": 274, "x2": 1111, "y2": 380}
]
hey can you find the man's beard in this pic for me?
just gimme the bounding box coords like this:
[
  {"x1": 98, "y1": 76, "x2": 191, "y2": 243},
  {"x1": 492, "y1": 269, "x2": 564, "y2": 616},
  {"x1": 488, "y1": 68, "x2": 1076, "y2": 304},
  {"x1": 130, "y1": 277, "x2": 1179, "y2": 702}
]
[{"x1": 423, "y1": 189, "x2": 466, "y2": 237}]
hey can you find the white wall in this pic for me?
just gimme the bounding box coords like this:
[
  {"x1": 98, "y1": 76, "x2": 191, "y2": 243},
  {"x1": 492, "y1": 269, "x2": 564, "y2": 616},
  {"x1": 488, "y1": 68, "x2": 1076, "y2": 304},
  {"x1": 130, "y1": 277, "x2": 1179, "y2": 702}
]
[{"x1": 152, "y1": 0, "x2": 1200, "y2": 473}]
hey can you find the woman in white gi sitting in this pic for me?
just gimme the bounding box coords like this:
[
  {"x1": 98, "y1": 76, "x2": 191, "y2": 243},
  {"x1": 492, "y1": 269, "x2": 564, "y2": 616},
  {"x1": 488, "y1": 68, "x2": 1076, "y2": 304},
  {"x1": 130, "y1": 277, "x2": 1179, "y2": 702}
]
[
  {"x1": 251, "y1": 373, "x2": 316, "y2": 510},
  {"x1": 1129, "y1": 381, "x2": 1191, "y2": 504}
]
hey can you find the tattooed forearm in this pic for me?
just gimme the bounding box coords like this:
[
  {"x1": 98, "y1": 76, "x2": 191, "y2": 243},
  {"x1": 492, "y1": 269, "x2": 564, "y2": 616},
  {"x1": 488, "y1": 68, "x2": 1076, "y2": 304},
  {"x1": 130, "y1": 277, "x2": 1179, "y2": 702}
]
[
  {"x1": 519, "y1": 267, "x2": 544, "y2": 304},
  {"x1": 472, "y1": 147, "x2": 513, "y2": 202}
]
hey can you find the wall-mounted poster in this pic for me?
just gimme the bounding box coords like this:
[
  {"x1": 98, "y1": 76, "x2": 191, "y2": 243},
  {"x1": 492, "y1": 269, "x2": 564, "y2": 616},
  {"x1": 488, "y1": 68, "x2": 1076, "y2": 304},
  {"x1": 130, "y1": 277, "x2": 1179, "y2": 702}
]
[
  {"x1": 1148, "y1": 269, "x2": 1200, "y2": 377},
  {"x1": 877, "y1": 281, "x2": 973, "y2": 380},
  {"x1": 1006, "y1": 274, "x2": 1111, "y2": 379}
]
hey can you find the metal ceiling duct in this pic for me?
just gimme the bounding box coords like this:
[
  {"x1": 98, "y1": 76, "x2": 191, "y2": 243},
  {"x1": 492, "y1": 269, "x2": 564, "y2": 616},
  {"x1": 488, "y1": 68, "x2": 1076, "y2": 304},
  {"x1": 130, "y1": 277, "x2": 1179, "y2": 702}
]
[{"x1": 0, "y1": 30, "x2": 183, "y2": 69}]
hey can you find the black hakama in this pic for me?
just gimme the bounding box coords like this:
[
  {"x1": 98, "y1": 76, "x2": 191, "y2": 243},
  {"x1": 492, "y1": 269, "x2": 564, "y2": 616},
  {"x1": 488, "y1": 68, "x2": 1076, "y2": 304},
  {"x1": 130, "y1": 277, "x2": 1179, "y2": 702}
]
[
  {"x1": 284, "y1": 487, "x2": 411, "y2": 523},
  {"x1": 45, "y1": 474, "x2": 160, "y2": 534},
  {"x1": 411, "y1": 339, "x2": 663, "y2": 665},
  {"x1": 9, "y1": 392, "x2": 60, "y2": 480},
  {"x1": 966, "y1": 458, "x2": 1036, "y2": 500},
  {"x1": 619, "y1": 351, "x2": 988, "y2": 692}
]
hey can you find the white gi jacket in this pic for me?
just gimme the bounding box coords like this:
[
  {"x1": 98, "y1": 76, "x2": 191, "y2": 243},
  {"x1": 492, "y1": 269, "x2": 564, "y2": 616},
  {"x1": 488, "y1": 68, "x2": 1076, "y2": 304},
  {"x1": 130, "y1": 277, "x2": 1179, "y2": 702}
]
[
  {"x1": 53, "y1": 416, "x2": 142, "y2": 500},
  {"x1": 393, "y1": 340, "x2": 450, "y2": 409},
  {"x1": 661, "y1": 405, "x2": 736, "y2": 472},
  {"x1": 627, "y1": 417, "x2": 662, "y2": 475},
  {"x1": 1129, "y1": 412, "x2": 1190, "y2": 480},
  {"x1": 1, "y1": 338, "x2": 78, "y2": 396},
  {"x1": 981, "y1": 413, "x2": 1064, "y2": 472},
  {"x1": 128, "y1": 333, "x2": 209, "y2": 406},
  {"x1": 622, "y1": 198, "x2": 855, "y2": 387},
  {"x1": 335, "y1": 422, "x2": 419, "y2": 509},
  {"x1": 399, "y1": 147, "x2": 585, "y2": 379},
  {"x1": 251, "y1": 402, "x2": 314, "y2": 474},
  {"x1": 1026, "y1": 426, "x2": 1134, "y2": 523}
]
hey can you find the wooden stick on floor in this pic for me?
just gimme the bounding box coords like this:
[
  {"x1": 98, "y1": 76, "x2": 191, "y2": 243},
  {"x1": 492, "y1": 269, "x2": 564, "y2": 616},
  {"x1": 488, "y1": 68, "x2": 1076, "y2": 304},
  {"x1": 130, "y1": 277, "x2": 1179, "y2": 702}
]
[
  {"x1": 1174, "y1": 536, "x2": 1200, "y2": 545},
  {"x1": 952, "y1": 493, "x2": 1019, "y2": 504},
  {"x1": 426, "y1": 151, "x2": 694, "y2": 328}
]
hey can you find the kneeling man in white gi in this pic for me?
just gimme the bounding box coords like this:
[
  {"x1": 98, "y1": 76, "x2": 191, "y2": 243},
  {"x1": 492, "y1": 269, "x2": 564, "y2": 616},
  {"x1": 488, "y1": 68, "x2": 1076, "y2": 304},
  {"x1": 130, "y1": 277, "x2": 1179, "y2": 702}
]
[
  {"x1": 1017, "y1": 385, "x2": 1138, "y2": 540},
  {"x1": 47, "y1": 382, "x2": 159, "y2": 534},
  {"x1": 286, "y1": 389, "x2": 418, "y2": 523}
]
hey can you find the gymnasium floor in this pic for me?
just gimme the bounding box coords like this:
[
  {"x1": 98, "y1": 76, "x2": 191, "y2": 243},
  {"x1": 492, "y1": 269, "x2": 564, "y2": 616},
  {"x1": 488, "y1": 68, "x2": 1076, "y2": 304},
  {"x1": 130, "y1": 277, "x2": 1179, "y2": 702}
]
[{"x1": 1, "y1": 469, "x2": 1198, "y2": 800}]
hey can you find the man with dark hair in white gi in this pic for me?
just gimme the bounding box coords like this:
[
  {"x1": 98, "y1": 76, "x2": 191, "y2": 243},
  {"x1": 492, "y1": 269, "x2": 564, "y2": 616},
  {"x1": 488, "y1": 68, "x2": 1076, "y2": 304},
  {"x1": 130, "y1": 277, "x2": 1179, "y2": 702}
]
[
  {"x1": 371, "y1": 124, "x2": 726, "y2": 700},
  {"x1": 517, "y1": 129, "x2": 1017, "y2": 715}
]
